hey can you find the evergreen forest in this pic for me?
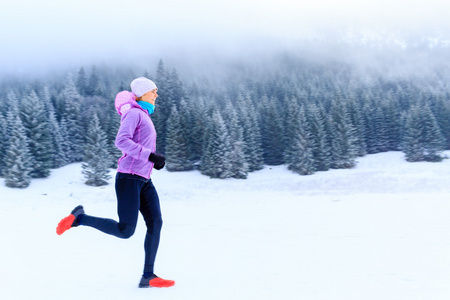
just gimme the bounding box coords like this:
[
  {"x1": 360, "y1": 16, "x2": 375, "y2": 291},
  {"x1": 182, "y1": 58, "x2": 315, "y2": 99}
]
[{"x1": 1, "y1": 45, "x2": 449, "y2": 188}]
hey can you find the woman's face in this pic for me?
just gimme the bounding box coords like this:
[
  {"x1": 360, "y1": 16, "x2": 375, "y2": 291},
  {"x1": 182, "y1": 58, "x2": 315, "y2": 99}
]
[{"x1": 141, "y1": 89, "x2": 158, "y2": 105}]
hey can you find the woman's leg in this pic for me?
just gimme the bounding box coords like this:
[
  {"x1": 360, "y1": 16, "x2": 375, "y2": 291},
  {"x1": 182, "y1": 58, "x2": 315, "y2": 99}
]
[
  {"x1": 79, "y1": 176, "x2": 142, "y2": 239},
  {"x1": 139, "y1": 179, "x2": 163, "y2": 275}
]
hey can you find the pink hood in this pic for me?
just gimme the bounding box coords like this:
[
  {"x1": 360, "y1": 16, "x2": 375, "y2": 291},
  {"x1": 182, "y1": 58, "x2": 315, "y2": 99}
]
[{"x1": 115, "y1": 91, "x2": 140, "y2": 116}]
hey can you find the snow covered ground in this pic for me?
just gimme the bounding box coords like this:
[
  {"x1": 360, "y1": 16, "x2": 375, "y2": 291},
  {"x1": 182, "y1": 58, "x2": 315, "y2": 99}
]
[{"x1": 1, "y1": 151, "x2": 450, "y2": 300}]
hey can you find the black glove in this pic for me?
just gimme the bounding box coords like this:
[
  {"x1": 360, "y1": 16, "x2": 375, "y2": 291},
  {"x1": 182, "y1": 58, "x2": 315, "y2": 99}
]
[{"x1": 149, "y1": 153, "x2": 166, "y2": 170}]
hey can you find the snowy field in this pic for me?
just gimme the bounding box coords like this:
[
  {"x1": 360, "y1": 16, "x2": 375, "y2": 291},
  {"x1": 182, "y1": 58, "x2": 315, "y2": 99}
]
[{"x1": 1, "y1": 151, "x2": 450, "y2": 300}]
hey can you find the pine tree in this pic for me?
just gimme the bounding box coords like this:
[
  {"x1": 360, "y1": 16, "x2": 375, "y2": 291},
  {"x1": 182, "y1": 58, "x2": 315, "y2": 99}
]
[
  {"x1": 240, "y1": 93, "x2": 264, "y2": 171},
  {"x1": 383, "y1": 92, "x2": 401, "y2": 151},
  {"x1": 5, "y1": 91, "x2": 20, "y2": 144},
  {"x1": 41, "y1": 86, "x2": 68, "y2": 168},
  {"x1": 48, "y1": 109, "x2": 68, "y2": 168},
  {"x1": 403, "y1": 104, "x2": 445, "y2": 162},
  {"x1": 433, "y1": 95, "x2": 450, "y2": 149},
  {"x1": 167, "y1": 68, "x2": 185, "y2": 106},
  {"x1": 181, "y1": 97, "x2": 205, "y2": 163},
  {"x1": 420, "y1": 104, "x2": 446, "y2": 161},
  {"x1": 86, "y1": 66, "x2": 100, "y2": 96},
  {"x1": 347, "y1": 99, "x2": 367, "y2": 156},
  {"x1": 58, "y1": 117, "x2": 73, "y2": 164},
  {"x1": 76, "y1": 67, "x2": 87, "y2": 96},
  {"x1": 21, "y1": 90, "x2": 53, "y2": 178},
  {"x1": 107, "y1": 111, "x2": 122, "y2": 168},
  {"x1": 259, "y1": 95, "x2": 284, "y2": 165},
  {"x1": 153, "y1": 65, "x2": 185, "y2": 155},
  {"x1": 402, "y1": 106, "x2": 424, "y2": 162},
  {"x1": 372, "y1": 106, "x2": 389, "y2": 152},
  {"x1": 156, "y1": 59, "x2": 167, "y2": 83},
  {"x1": 0, "y1": 112, "x2": 7, "y2": 176},
  {"x1": 361, "y1": 94, "x2": 379, "y2": 154},
  {"x1": 98, "y1": 93, "x2": 122, "y2": 168},
  {"x1": 284, "y1": 105, "x2": 315, "y2": 175},
  {"x1": 284, "y1": 98, "x2": 301, "y2": 164},
  {"x1": 4, "y1": 114, "x2": 32, "y2": 188},
  {"x1": 3, "y1": 92, "x2": 20, "y2": 177},
  {"x1": 329, "y1": 100, "x2": 358, "y2": 169},
  {"x1": 153, "y1": 60, "x2": 169, "y2": 154},
  {"x1": 165, "y1": 106, "x2": 192, "y2": 171},
  {"x1": 201, "y1": 111, "x2": 233, "y2": 179},
  {"x1": 82, "y1": 114, "x2": 111, "y2": 186},
  {"x1": 306, "y1": 103, "x2": 331, "y2": 171},
  {"x1": 60, "y1": 74, "x2": 85, "y2": 162},
  {"x1": 186, "y1": 97, "x2": 209, "y2": 166},
  {"x1": 224, "y1": 104, "x2": 248, "y2": 179}
]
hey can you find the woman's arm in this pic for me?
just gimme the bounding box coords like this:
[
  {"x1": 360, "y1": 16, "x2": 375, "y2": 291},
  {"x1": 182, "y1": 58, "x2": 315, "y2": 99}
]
[{"x1": 115, "y1": 109, "x2": 152, "y2": 161}]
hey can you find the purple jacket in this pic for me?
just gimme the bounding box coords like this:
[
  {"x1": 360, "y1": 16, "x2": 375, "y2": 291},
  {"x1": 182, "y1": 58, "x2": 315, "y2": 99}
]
[{"x1": 114, "y1": 91, "x2": 156, "y2": 179}]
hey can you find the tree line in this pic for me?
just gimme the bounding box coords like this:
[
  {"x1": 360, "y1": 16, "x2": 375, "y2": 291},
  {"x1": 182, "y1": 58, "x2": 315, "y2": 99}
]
[{"x1": 0, "y1": 55, "x2": 449, "y2": 188}]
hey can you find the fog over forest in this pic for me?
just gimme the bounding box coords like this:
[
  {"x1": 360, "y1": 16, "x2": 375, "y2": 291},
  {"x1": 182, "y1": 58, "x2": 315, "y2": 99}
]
[
  {"x1": 1, "y1": 0, "x2": 450, "y2": 79},
  {"x1": 1, "y1": 1, "x2": 450, "y2": 186}
]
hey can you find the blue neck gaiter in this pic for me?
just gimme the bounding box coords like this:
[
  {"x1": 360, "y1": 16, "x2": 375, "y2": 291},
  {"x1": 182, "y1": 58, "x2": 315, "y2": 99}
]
[{"x1": 137, "y1": 101, "x2": 155, "y2": 115}]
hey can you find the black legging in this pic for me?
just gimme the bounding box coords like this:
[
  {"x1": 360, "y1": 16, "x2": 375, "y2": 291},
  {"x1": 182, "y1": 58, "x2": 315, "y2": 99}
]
[{"x1": 79, "y1": 172, "x2": 163, "y2": 275}]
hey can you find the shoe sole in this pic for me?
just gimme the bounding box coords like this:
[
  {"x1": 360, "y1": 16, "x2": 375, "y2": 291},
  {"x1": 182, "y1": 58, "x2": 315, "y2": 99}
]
[{"x1": 139, "y1": 278, "x2": 175, "y2": 288}]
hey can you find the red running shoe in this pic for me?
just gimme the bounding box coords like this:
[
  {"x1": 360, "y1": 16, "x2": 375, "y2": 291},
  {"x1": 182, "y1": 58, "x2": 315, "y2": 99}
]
[
  {"x1": 139, "y1": 275, "x2": 175, "y2": 288},
  {"x1": 56, "y1": 205, "x2": 84, "y2": 235}
]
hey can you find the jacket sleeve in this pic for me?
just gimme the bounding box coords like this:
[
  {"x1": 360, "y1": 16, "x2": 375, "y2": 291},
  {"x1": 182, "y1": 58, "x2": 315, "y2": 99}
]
[{"x1": 115, "y1": 109, "x2": 152, "y2": 161}]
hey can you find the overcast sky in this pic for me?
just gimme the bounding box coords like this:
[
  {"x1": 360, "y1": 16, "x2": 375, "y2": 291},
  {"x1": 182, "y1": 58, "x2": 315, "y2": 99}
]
[{"x1": 1, "y1": 0, "x2": 449, "y2": 76}]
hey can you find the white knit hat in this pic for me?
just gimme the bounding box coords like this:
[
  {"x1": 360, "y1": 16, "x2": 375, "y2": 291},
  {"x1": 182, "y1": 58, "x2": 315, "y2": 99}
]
[{"x1": 130, "y1": 77, "x2": 157, "y2": 97}]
